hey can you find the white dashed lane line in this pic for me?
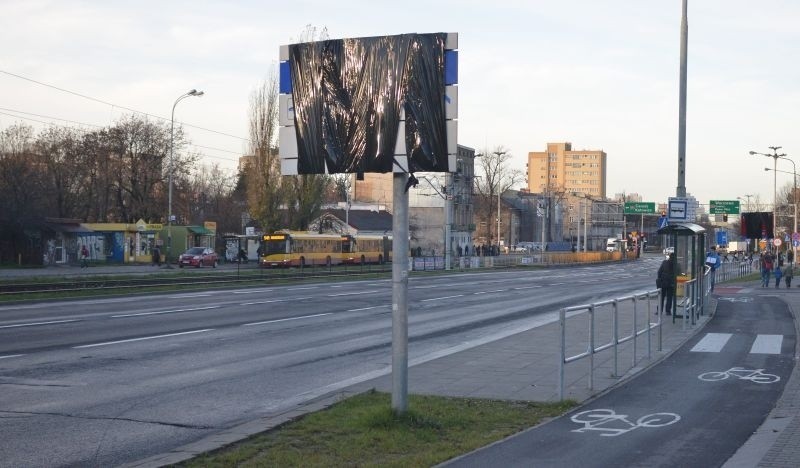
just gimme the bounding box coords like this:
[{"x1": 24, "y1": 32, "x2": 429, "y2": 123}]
[
  {"x1": 73, "y1": 329, "x2": 214, "y2": 349},
  {"x1": 514, "y1": 286, "x2": 542, "y2": 290},
  {"x1": 0, "y1": 354, "x2": 25, "y2": 360},
  {"x1": 240, "y1": 297, "x2": 310, "y2": 306},
  {"x1": 242, "y1": 313, "x2": 331, "y2": 327},
  {"x1": 112, "y1": 306, "x2": 220, "y2": 318},
  {"x1": 0, "y1": 319, "x2": 81, "y2": 329},
  {"x1": 473, "y1": 289, "x2": 507, "y2": 295},
  {"x1": 347, "y1": 305, "x2": 389, "y2": 312},
  {"x1": 421, "y1": 295, "x2": 464, "y2": 302}
]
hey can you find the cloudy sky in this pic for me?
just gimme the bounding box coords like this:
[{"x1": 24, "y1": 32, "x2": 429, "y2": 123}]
[{"x1": 2, "y1": 0, "x2": 798, "y2": 209}]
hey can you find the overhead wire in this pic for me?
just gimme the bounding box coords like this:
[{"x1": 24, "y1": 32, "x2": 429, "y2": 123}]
[
  {"x1": 0, "y1": 110, "x2": 243, "y2": 167},
  {"x1": 0, "y1": 69, "x2": 251, "y2": 143}
]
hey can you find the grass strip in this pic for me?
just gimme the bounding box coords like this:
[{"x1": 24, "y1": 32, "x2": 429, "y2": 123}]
[{"x1": 182, "y1": 390, "x2": 575, "y2": 468}]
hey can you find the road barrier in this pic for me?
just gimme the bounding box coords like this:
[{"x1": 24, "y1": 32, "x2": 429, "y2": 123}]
[
  {"x1": 558, "y1": 290, "x2": 661, "y2": 400},
  {"x1": 558, "y1": 260, "x2": 752, "y2": 400}
]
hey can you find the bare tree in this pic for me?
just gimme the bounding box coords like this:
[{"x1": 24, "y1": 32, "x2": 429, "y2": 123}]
[
  {"x1": 0, "y1": 124, "x2": 44, "y2": 223},
  {"x1": 287, "y1": 174, "x2": 330, "y2": 230},
  {"x1": 474, "y1": 146, "x2": 523, "y2": 244},
  {"x1": 246, "y1": 71, "x2": 284, "y2": 233},
  {"x1": 105, "y1": 115, "x2": 180, "y2": 222}
]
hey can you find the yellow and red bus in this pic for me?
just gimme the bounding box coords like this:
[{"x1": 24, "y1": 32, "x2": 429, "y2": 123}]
[{"x1": 259, "y1": 231, "x2": 392, "y2": 268}]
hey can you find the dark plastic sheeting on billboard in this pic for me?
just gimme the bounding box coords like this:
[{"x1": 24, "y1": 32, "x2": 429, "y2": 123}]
[{"x1": 289, "y1": 33, "x2": 449, "y2": 175}]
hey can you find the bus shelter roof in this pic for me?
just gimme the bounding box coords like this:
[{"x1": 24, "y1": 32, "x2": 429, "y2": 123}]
[{"x1": 657, "y1": 222, "x2": 705, "y2": 236}]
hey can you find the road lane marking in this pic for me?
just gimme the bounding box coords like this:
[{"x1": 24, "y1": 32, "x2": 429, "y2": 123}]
[
  {"x1": 74, "y1": 329, "x2": 214, "y2": 348},
  {"x1": 750, "y1": 334, "x2": 783, "y2": 354},
  {"x1": 421, "y1": 295, "x2": 464, "y2": 302},
  {"x1": 0, "y1": 319, "x2": 81, "y2": 329},
  {"x1": 0, "y1": 354, "x2": 24, "y2": 360},
  {"x1": 288, "y1": 286, "x2": 319, "y2": 291},
  {"x1": 240, "y1": 297, "x2": 310, "y2": 306},
  {"x1": 473, "y1": 289, "x2": 507, "y2": 295},
  {"x1": 168, "y1": 293, "x2": 213, "y2": 298},
  {"x1": 328, "y1": 291, "x2": 378, "y2": 297},
  {"x1": 242, "y1": 313, "x2": 331, "y2": 326},
  {"x1": 691, "y1": 333, "x2": 733, "y2": 352},
  {"x1": 348, "y1": 305, "x2": 388, "y2": 312},
  {"x1": 112, "y1": 306, "x2": 220, "y2": 318},
  {"x1": 514, "y1": 285, "x2": 542, "y2": 290}
]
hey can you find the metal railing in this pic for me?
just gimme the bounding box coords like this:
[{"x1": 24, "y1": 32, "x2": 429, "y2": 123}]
[
  {"x1": 558, "y1": 290, "x2": 661, "y2": 400},
  {"x1": 558, "y1": 259, "x2": 754, "y2": 400}
]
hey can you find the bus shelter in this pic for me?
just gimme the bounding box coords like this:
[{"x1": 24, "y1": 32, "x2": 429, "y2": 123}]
[{"x1": 656, "y1": 222, "x2": 707, "y2": 323}]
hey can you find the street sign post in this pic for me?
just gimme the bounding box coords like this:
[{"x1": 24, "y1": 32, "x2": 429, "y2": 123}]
[
  {"x1": 709, "y1": 200, "x2": 741, "y2": 214},
  {"x1": 624, "y1": 202, "x2": 657, "y2": 215}
]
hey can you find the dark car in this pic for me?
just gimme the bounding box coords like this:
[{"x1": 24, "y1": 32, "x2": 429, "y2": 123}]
[{"x1": 178, "y1": 247, "x2": 218, "y2": 268}]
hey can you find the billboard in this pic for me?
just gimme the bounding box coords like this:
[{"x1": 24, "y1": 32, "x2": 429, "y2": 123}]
[{"x1": 279, "y1": 32, "x2": 458, "y2": 175}]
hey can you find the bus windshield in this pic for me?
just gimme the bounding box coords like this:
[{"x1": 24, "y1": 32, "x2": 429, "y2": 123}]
[{"x1": 262, "y1": 235, "x2": 288, "y2": 255}]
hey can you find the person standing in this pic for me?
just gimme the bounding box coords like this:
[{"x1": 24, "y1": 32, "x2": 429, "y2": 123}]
[
  {"x1": 80, "y1": 244, "x2": 89, "y2": 268},
  {"x1": 784, "y1": 262, "x2": 794, "y2": 288},
  {"x1": 761, "y1": 250, "x2": 775, "y2": 288},
  {"x1": 774, "y1": 263, "x2": 783, "y2": 288},
  {"x1": 705, "y1": 245, "x2": 722, "y2": 292},
  {"x1": 152, "y1": 246, "x2": 161, "y2": 266},
  {"x1": 657, "y1": 252, "x2": 676, "y2": 316}
]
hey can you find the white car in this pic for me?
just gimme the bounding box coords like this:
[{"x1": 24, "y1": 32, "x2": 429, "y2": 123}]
[{"x1": 663, "y1": 246, "x2": 675, "y2": 255}]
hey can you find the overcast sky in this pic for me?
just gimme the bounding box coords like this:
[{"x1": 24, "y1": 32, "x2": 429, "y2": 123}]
[{"x1": 2, "y1": 0, "x2": 798, "y2": 209}]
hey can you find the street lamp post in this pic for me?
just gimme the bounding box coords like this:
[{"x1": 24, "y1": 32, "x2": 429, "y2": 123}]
[
  {"x1": 765, "y1": 163, "x2": 797, "y2": 263},
  {"x1": 167, "y1": 89, "x2": 204, "y2": 267},
  {"x1": 750, "y1": 146, "x2": 787, "y2": 249},
  {"x1": 737, "y1": 194, "x2": 753, "y2": 212}
]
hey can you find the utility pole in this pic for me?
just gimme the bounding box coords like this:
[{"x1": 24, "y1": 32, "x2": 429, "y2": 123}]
[{"x1": 677, "y1": 0, "x2": 688, "y2": 198}]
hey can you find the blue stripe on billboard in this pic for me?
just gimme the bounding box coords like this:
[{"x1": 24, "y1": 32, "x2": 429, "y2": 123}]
[
  {"x1": 279, "y1": 61, "x2": 292, "y2": 94},
  {"x1": 445, "y1": 50, "x2": 458, "y2": 85}
]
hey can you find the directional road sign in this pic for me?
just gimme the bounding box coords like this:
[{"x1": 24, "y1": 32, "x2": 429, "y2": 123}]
[
  {"x1": 624, "y1": 202, "x2": 657, "y2": 215},
  {"x1": 709, "y1": 200, "x2": 740, "y2": 214}
]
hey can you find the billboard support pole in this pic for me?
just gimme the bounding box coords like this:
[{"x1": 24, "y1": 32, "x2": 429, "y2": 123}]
[{"x1": 391, "y1": 173, "x2": 409, "y2": 413}]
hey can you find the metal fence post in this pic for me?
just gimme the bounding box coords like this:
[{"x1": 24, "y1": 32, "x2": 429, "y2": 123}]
[
  {"x1": 612, "y1": 299, "x2": 619, "y2": 378},
  {"x1": 589, "y1": 304, "x2": 595, "y2": 391},
  {"x1": 559, "y1": 308, "x2": 566, "y2": 401},
  {"x1": 632, "y1": 296, "x2": 638, "y2": 367}
]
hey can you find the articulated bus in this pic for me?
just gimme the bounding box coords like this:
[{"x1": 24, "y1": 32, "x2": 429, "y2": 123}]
[
  {"x1": 260, "y1": 231, "x2": 392, "y2": 268},
  {"x1": 341, "y1": 234, "x2": 392, "y2": 265}
]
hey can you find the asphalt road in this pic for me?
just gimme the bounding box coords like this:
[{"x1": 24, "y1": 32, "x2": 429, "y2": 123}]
[
  {"x1": 0, "y1": 257, "x2": 663, "y2": 467},
  {"x1": 446, "y1": 291, "x2": 796, "y2": 467}
]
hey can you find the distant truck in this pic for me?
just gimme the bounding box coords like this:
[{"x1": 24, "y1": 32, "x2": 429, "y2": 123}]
[{"x1": 606, "y1": 238, "x2": 621, "y2": 252}]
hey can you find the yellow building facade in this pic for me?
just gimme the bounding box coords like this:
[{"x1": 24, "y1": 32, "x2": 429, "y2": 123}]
[{"x1": 527, "y1": 142, "x2": 607, "y2": 199}]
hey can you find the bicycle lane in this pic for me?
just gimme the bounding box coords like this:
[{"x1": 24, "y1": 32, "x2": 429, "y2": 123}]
[{"x1": 443, "y1": 293, "x2": 796, "y2": 468}]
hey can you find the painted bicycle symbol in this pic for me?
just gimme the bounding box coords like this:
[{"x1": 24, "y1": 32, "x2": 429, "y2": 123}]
[
  {"x1": 570, "y1": 409, "x2": 680, "y2": 437},
  {"x1": 698, "y1": 367, "x2": 780, "y2": 384},
  {"x1": 717, "y1": 297, "x2": 752, "y2": 303}
]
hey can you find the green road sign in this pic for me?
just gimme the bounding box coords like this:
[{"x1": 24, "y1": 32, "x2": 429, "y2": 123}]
[
  {"x1": 624, "y1": 202, "x2": 656, "y2": 214},
  {"x1": 709, "y1": 200, "x2": 740, "y2": 214}
]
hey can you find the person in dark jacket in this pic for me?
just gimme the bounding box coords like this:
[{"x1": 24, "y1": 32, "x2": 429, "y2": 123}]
[{"x1": 657, "y1": 253, "x2": 676, "y2": 315}]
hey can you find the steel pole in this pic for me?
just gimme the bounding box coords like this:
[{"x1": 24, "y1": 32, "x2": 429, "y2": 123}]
[
  {"x1": 676, "y1": 0, "x2": 688, "y2": 198},
  {"x1": 391, "y1": 173, "x2": 409, "y2": 413}
]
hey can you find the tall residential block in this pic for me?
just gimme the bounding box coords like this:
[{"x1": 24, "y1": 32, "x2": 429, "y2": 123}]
[{"x1": 527, "y1": 143, "x2": 607, "y2": 198}]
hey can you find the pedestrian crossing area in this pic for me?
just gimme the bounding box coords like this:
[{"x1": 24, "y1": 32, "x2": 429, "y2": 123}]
[{"x1": 690, "y1": 332, "x2": 785, "y2": 354}]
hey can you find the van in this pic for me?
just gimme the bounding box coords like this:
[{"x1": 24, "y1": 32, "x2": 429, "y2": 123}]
[{"x1": 606, "y1": 238, "x2": 619, "y2": 252}]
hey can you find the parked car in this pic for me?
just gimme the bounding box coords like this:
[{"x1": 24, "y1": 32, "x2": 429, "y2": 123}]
[
  {"x1": 178, "y1": 247, "x2": 218, "y2": 268},
  {"x1": 663, "y1": 246, "x2": 675, "y2": 255}
]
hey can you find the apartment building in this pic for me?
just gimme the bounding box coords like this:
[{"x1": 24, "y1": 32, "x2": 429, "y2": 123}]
[{"x1": 527, "y1": 142, "x2": 607, "y2": 199}]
